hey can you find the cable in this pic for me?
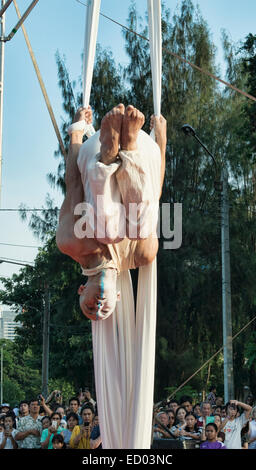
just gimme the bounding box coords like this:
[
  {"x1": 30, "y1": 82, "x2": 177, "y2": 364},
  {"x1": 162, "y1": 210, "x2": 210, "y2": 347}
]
[
  {"x1": 74, "y1": 0, "x2": 256, "y2": 103},
  {"x1": 0, "y1": 242, "x2": 40, "y2": 248},
  {"x1": 0, "y1": 208, "x2": 59, "y2": 212}
]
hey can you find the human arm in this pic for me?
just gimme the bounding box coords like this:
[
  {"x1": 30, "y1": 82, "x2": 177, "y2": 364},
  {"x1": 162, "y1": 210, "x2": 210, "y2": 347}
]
[
  {"x1": 15, "y1": 427, "x2": 40, "y2": 441},
  {"x1": 150, "y1": 114, "x2": 167, "y2": 198},
  {"x1": 39, "y1": 395, "x2": 53, "y2": 417},
  {"x1": 230, "y1": 400, "x2": 252, "y2": 420},
  {"x1": 40, "y1": 428, "x2": 53, "y2": 449},
  {"x1": 69, "y1": 425, "x2": 84, "y2": 449}
]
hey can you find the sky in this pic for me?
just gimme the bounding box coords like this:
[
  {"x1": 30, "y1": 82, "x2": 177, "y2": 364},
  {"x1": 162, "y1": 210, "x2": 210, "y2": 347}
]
[{"x1": 0, "y1": 0, "x2": 256, "y2": 308}]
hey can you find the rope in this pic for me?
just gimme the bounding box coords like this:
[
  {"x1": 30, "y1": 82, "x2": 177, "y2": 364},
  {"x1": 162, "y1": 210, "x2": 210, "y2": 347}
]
[
  {"x1": 74, "y1": 0, "x2": 256, "y2": 103},
  {"x1": 154, "y1": 314, "x2": 256, "y2": 408}
]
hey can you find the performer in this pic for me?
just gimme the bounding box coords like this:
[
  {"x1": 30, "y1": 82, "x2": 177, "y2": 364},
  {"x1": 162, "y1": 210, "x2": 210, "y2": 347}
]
[{"x1": 56, "y1": 103, "x2": 166, "y2": 321}]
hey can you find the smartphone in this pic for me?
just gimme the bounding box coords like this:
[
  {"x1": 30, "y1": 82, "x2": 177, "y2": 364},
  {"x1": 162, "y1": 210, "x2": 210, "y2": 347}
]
[
  {"x1": 84, "y1": 421, "x2": 90, "y2": 427},
  {"x1": 52, "y1": 420, "x2": 58, "y2": 429}
]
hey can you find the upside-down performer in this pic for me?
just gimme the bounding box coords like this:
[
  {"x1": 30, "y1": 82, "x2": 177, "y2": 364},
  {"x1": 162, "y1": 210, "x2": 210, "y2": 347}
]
[
  {"x1": 56, "y1": 103, "x2": 166, "y2": 320},
  {"x1": 56, "y1": 103, "x2": 166, "y2": 448}
]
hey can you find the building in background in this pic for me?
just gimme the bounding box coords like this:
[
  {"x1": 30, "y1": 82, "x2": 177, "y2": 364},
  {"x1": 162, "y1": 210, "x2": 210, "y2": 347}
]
[{"x1": 0, "y1": 307, "x2": 20, "y2": 341}]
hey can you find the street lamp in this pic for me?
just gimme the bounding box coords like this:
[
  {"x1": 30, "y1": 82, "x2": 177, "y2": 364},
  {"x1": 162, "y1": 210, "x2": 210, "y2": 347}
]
[{"x1": 181, "y1": 124, "x2": 234, "y2": 402}]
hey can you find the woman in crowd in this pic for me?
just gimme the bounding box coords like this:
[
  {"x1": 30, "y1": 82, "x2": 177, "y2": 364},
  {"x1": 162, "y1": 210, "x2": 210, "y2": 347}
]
[
  {"x1": 200, "y1": 423, "x2": 226, "y2": 449},
  {"x1": 170, "y1": 406, "x2": 187, "y2": 438},
  {"x1": 193, "y1": 403, "x2": 202, "y2": 419},
  {"x1": 40, "y1": 412, "x2": 65, "y2": 449},
  {"x1": 182, "y1": 412, "x2": 201, "y2": 441},
  {"x1": 41, "y1": 416, "x2": 51, "y2": 431},
  {"x1": 213, "y1": 414, "x2": 225, "y2": 443},
  {"x1": 62, "y1": 412, "x2": 79, "y2": 448},
  {"x1": 0, "y1": 412, "x2": 18, "y2": 449}
]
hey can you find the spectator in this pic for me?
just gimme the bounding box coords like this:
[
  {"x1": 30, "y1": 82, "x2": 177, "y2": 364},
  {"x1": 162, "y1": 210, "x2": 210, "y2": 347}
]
[
  {"x1": 197, "y1": 402, "x2": 213, "y2": 429},
  {"x1": 45, "y1": 390, "x2": 63, "y2": 411},
  {"x1": 168, "y1": 399, "x2": 179, "y2": 415},
  {"x1": 15, "y1": 398, "x2": 43, "y2": 449},
  {"x1": 207, "y1": 386, "x2": 217, "y2": 407},
  {"x1": 153, "y1": 411, "x2": 171, "y2": 439},
  {"x1": 18, "y1": 401, "x2": 29, "y2": 420},
  {"x1": 167, "y1": 409, "x2": 175, "y2": 430},
  {"x1": 246, "y1": 394, "x2": 254, "y2": 407},
  {"x1": 69, "y1": 397, "x2": 82, "y2": 424},
  {"x1": 248, "y1": 406, "x2": 256, "y2": 449},
  {"x1": 70, "y1": 403, "x2": 101, "y2": 449},
  {"x1": 221, "y1": 406, "x2": 227, "y2": 420},
  {"x1": 213, "y1": 414, "x2": 225, "y2": 443},
  {"x1": 63, "y1": 412, "x2": 79, "y2": 448},
  {"x1": 182, "y1": 412, "x2": 201, "y2": 441},
  {"x1": 170, "y1": 406, "x2": 187, "y2": 439},
  {"x1": 56, "y1": 406, "x2": 67, "y2": 429},
  {"x1": 241, "y1": 421, "x2": 250, "y2": 449},
  {"x1": 179, "y1": 396, "x2": 193, "y2": 413},
  {"x1": 78, "y1": 389, "x2": 96, "y2": 410},
  {"x1": 41, "y1": 416, "x2": 51, "y2": 430},
  {"x1": 220, "y1": 400, "x2": 252, "y2": 449},
  {"x1": 214, "y1": 406, "x2": 222, "y2": 416},
  {"x1": 52, "y1": 433, "x2": 66, "y2": 449},
  {"x1": 0, "y1": 412, "x2": 18, "y2": 449},
  {"x1": 193, "y1": 403, "x2": 202, "y2": 419},
  {"x1": 215, "y1": 396, "x2": 224, "y2": 407},
  {"x1": 40, "y1": 412, "x2": 65, "y2": 449},
  {"x1": 0, "y1": 403, "x2": 11, "y2": 416},
  {"x1": 200, "y1": 423, "x2": 226, "y2": 449},
  {"x1": 90, "y1": 414, "x2": 102, "y2": 449}
]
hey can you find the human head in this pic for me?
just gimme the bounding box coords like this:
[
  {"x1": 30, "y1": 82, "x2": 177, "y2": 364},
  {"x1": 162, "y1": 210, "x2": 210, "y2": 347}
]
[
  {"x1": 179, "y1": 396, "x2": 193, "y2": 412},
  {"x1": 200, "y1": 401, "x2": 212, "y2": 417},
  {"x1": 42, "y1": 416, "x2": 51, "y2": 429},
  {"x1": 29, "y1": 399, "x2": 40, "y2": 415},
  {"x1": 78, "y1": 269, "x2": 120, "y2": 321},
  {"x1": 221, "y1": 406, "x2": 227, "y2": 418},
  {"x1": 214, "y1": 414, "x2": 222, "y2": 429},
  {"x1": 168, "y1": 399, "x2": 179, "y2": 414},
  {"x1": 66, "y1": 412, "x2": 79, "y2": 430},
  {"x1": 69, "y1": 397, "x2": 80, "y2": 414},
  {"x1": 52, "y1": 433, "x2": 66, "y2": 449},
  {"x1": 19, "y1": 401, "x2": 29, "y2": 416},
  {"x1": 93, "y1": 415, "x2": 99, "y2": 427},
  {"x1": 51, "y1": 412, "x2": 62, "y2": 429},
  {"x1": 56, "y1": 407, "x2": 65, "y2": 418},
  {"x1": 225, "y1": 401, "x2": 238, "y2": 419},
  {"x1": 209, "y1": 385, "x2": 216, "y2": 393},
  {"x1": 81, "y1": 404, "x2": 94, "y2": 424},
  {"x1": 0, "y1": 403, "x2": 10, "y2": 415},
  {"x1": 175, "y1": 406, "x2": 187, "y2": 424},
  {"x1": 157, "y1": 411, "x2": 169, "y2": 427},
  {"x1": 205, "y1": 422, "x2": 218, "y2": 441},
  {"x1": 193, "y1": 403, "x2": 202, "y2": 418},
  {"x1": 4, "y1": 412, "x2": 16, "y2": 429},
  {"x1": 167, "y1": 409, "x2": 175, "y2": 426},
  {"x1": 214, "y1": 406, "x2": 222, "y2": 415},
  {"x1": 185, "y1": 412, "x2": 197, "y2": 430}
]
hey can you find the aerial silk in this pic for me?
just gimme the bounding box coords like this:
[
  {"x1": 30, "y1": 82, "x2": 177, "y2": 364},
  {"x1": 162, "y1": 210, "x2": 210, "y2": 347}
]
[{"x1": 82, "y1": 0, "x2": 162, "y2": 448}]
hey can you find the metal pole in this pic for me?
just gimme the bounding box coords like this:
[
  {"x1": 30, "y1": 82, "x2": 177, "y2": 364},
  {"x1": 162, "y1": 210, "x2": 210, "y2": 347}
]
[
  {"x1": 0, "y1": 346, "x2": 3, "y2": 403},
  {"x1": 221, "y1": 167, "x2": 234, "y2": 402},
  {"x1": 0, "y1": 0, "x2": 5, "y2": 206},
  {"x1": 13, "y1": 0, "x2": 67, "y2": 159},
  {"x1": 0, "y1": 0, "x2": 12, "y2": 18},
  {"x1": 42, "y1": 285, "x2": 50, "y2": 397},
  {"x1": 3, "y1": 0, "x2": 39, "y2": 42}
]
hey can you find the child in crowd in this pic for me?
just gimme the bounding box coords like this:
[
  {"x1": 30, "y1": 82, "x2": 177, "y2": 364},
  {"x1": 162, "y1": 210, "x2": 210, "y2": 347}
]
[
  {"x1": 182, "y1": 412, "x2": 201, "y2": 441},
  {"x1": 200, "y1": 423, "x2": 226, "y2": 449},
  {"x1": 52, "y1": 434, "x2": 66, "y2": 449},
  {"x1": 0, "y1": 412, "x2": 18, "y2": 449}
]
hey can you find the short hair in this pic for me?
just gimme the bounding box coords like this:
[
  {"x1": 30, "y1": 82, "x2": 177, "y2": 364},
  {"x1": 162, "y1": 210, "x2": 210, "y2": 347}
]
[
  {"x1": 69, "y1": 397, "x2": 80, "y2": 406},
  {"x1": 29, "y1": 398, "x2": 40, "y2": 405},
  {"x1": 200, "y1": 401, "x2": 212, "y2": 410},
  {"x1": 50, "y1": 411, "x2": 62, "y2": 420},
  {"x1": 52, "y1": 433, "x2": 66, "y2": 447},
  {"x1": 179, "y1": 395, "x2": 192, "y2": 405},
  {"x1": 66, "y1": 412, "x2": 79, "y2": 423},
  {"x1": 209, "y1": 385, "x2": 216, "y2": 392},
  {"x1": 4, "y1": 412, "x2": 16, "y2": 428},
  {"x1": 205, "y1": 422, "x2": 218, "y2": 432},
  {"x1": 42, "y1": 416, "x2": 51, "y2": 423},
  {"x1": 19, "y1": 400, "x2": 29, "y2": 408}
]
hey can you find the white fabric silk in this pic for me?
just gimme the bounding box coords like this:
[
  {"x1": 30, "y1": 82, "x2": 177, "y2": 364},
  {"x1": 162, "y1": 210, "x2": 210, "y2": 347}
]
[{"x1": 81, "y1": 0, "x2": 162, "y2": 449}]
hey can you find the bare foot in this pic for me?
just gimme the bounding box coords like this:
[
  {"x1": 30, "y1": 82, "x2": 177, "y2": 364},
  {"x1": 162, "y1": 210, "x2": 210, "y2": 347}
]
[
  {"x1": 150, "y1": 115, "x2": 167, "y2": 158},
  {"x1": 100, "y1": 103, "x2": 125, "y2": 164},
  {"x1": 121, "y1": 105, "x2": 145, "y2": 151}
]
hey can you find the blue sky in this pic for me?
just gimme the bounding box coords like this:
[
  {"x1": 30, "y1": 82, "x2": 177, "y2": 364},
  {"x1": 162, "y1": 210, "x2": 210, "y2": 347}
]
[{"x1": 0, "y1": 0, "x2": 256, "y2": 297}]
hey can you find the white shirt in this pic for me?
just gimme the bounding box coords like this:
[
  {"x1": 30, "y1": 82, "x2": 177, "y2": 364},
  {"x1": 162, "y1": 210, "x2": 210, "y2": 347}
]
[
  {"x1": 223, "y1": 413, "x2": 247, "y2": 449},
  {"x1": 0, "y1": 429, "x2": 18, "y2": 449},
  {"x1": 249, "y1": 420, "x2": 256, "y2": 449}
]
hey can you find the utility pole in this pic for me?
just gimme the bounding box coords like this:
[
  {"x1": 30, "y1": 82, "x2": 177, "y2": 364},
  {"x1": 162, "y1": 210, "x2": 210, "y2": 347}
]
[
  {"x1": 42, "y1": 285, "x2": 50, "y2": 397},
  {"x1": 221, "y1": 167, "x2": 234, "y2": 402},
  {"x1": 0, "y1": 0, "x2": 5, "y2": 205}
]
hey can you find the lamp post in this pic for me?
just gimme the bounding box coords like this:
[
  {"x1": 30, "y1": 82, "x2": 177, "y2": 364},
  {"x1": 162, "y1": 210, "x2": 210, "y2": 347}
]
[{"x1": 181, "y1": 124, "x2": 234, "y2": 402}]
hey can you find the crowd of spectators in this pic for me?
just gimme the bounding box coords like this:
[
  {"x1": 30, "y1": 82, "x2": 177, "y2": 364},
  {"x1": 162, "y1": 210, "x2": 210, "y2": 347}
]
[
  {"x1": 0, "y1": 389, "x2": 101, "y2": 449},
  {"x1": 0, "y1": 386, "x2": 255, "y2": 450},
  {"x1": 153, "y1": 389, "x2": 256, "y2": 449}
]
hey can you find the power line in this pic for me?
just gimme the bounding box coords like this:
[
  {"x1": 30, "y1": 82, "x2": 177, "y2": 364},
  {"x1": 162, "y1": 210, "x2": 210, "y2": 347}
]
[
  {"x1": 74, "y1": 0, "x2": 256, "y2": 103},
  {"x1": 0, "y1": 208, "x2": 59, "y2": 211},
  {"x1": 0, "y1": 256, "x2": 34, "y2": 266},
  {"x1": 0, "y1": 242, "x2": 40, "y2": 248}
]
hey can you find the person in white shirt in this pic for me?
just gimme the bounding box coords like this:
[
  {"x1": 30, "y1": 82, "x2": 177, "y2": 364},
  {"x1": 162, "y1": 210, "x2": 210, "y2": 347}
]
[
  {"x1": 220, "y1": 400, "x2": 252, "y2": 449},
  {"x1": 0, "y1": 413, "x2": 18, "y2": 449}
]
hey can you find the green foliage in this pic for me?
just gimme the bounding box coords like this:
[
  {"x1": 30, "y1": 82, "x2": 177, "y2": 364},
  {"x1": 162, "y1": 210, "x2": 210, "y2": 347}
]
[{"x1": 1, "y1": 0, "x2": 256, "y2": 403}]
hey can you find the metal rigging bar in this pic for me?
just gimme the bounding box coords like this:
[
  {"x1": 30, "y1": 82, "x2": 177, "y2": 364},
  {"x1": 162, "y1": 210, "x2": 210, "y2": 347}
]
[
  {"x1": 0, "y1": 0, "x2": 13, "y2": 18},
  {"x1": 1, "y1": 0, "x2": 39, "y2": 42}
]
